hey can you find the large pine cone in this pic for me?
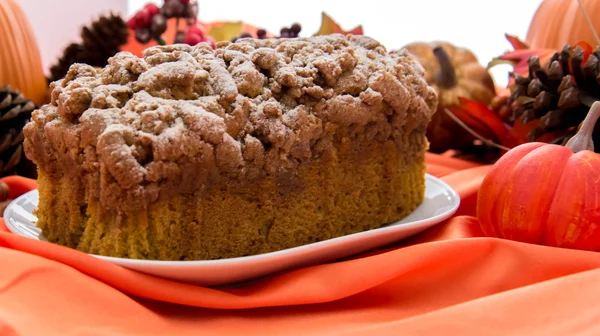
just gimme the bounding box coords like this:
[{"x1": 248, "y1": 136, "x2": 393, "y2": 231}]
[
  {"x1": 504, "y1": 45, "x2": 600, "y2": 148},
  {"x1": 0, "y1": 86, "x2": 37, "y2": 178},
  {"x1": 49, "y1": 13, "x2": 129, "y2": 83}
]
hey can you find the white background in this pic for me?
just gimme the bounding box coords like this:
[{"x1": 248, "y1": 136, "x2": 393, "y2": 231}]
[
  {"x1": 19, "y1": 0, "x2": 128, "y2": 75},
  {"x1": 20, "y1": 0, "x2": 545, "y2": 87}
]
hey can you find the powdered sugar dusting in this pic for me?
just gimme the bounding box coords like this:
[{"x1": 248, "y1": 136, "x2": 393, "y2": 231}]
[{"x1": 23, "y1": 34, "x2": 437, "y2": 210}]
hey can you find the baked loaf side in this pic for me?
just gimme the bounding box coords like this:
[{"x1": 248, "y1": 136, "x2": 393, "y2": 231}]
[{"x1": 24, "y1": 34, "x2": 437, "y2": 260}]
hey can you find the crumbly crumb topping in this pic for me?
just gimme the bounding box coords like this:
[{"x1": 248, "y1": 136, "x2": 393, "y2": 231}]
[{"x1": 24, "y1": 34, "x2": 437, "y2": 209}]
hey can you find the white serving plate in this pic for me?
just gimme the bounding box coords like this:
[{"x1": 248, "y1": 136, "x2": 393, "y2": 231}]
[{"x1": 4, "y1": 174, "x2": 459, "y2": 287}]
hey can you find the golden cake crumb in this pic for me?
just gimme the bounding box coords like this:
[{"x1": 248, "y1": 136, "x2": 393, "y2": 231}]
[{"x1": 24, "y1": 34, "x2": 438, "y2": 260}]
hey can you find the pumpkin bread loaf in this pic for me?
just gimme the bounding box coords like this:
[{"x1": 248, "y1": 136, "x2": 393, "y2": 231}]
[{"x1": 23, "y1": 34, "x2": 437, "y2": 260}]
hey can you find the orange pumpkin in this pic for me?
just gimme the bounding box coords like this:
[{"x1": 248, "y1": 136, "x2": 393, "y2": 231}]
[
  {"x1": 477, "y1": 101, "x2": 600, "y2": 251},
  {"x1": 0, "y1": 0, "x2": 47, "y2": 105},
  {"x1": 526, "y1": 0, "x2": 600, "y2": 50}
]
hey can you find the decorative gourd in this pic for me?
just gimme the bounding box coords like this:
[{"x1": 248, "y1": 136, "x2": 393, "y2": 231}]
[
  {"x1": 526, "y1": 0, "x2": 600, "y2": 50},
  {"x1": 477, "y1": 101, "x2": 600, "y2": 251},
  {"x1": 403, "y1": 42, "x2": 497, "y2": 153},
  {"x1": 0, "y1": 0, "x2": 47, "y2": 105}
]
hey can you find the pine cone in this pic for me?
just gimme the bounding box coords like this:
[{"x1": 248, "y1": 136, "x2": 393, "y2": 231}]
[
  {"x1": 0, "y1": 86, "x2": 37, "y2": 179},
  {"x1": 504, "y1": 45, "x2": 600, "y2": 148},
  {"x1": 49, "y1": 13, "x2": 129, "y2": 83}
]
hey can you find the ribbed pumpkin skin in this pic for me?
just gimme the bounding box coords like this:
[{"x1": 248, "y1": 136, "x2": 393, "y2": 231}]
[
  {"x1": 0, "y1": 0, "x2": 47, "y2": 105},
  {"x1": 526, "y1": 0, "x2": 600, "y2": 50},
  {"x1": 477, "y1": 142, "x2": 600, "y2": 251}
]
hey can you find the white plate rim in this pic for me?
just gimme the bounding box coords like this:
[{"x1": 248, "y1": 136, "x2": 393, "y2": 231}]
[{"x1": 4, "y1": 173, "x2": 459, "y2": 267}]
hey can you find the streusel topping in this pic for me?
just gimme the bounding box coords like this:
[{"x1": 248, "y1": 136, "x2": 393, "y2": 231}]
[{"x1": 24, "y1": 34, "x2": 437, "y2": 209}]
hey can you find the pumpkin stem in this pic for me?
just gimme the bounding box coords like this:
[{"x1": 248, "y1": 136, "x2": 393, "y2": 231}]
[
  {"x1": 576, "y1": 0, "x2": 600, "y2": 46},
  {"x1": 565, "y1": 101, "x2": 600, "y2": 152},
  {"x1": 433, "y1": 46, "x2": 457, "y2": 89}
]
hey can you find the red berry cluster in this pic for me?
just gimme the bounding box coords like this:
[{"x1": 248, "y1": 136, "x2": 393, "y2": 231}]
[
  {"x1": 177, "y1": 25, "x2": 215, "y2": 48},
  {"x1": 127, "y1": 4, "x2": 159, "y2": 30},
  {"x1": 127, "y1": 3, "x2": 167, "y2": 44},
  {"x1": 279, "y1": 23, "x2": 302, "y2": 38},
  {"x1": 127, "y1": 0, "x2": 214, "y2": 48},
  {"x1": 231, "y1": 23, "x2": 302, "y2": 42}
]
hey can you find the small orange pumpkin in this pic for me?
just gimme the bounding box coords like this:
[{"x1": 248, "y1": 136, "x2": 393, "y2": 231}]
[
  {"x1": 526, "y1": 0, "x2": 600, "y2": 50},
  {"x1": 477, "y1": 101, "x2": 600, "y2": 251},
  {"x1": 403, "y1": 42, "x2": 497, "y2": 153},
  {"x1": 0, "y1": 0, "x2": 47, "y2": 105}
]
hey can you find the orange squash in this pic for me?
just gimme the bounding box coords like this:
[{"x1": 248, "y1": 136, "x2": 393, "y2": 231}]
[
  {"x1": 477, "y1": 101, "x2": 600, "y2": 251},
  {"x1": 0, "y1": 0, "x2": 47, "y2": 105},
  {"x1": 526, "y1": 0, "x2": 600, "y2": 50}
]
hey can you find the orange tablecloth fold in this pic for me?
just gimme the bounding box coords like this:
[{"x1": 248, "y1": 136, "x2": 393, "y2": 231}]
[{"x1": 0, "y1": 154, "x2": 599, "y2": 335}]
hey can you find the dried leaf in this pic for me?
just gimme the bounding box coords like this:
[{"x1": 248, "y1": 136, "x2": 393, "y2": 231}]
[
  {"x1": 313, "y1": 12, "x2": 363, "y2": 36},
  {"x1": 505, "y1": 33, "x2": 529, "y2": 50},
  {"x1": 488, "y1": 48, "x2": 557, "y2": 79},
  {"x1": 488, "y1": 35, "x2": 596, "y2": 91},
  {"x1": 501, "y1": 118, "x2": 568, "y2": 148},
  {"x1": 575, "y1": 41, "x2": 594, "y2": 63},
  {"x1": 568, "y1": 41, "x2": 594, "y2": 78},
  {"x1": 488, "y1": 34, "x2": 556, "y2": 89},
  {"x1": 446, "y1": 97, "x2": 510, "y2": 145},
  {"x1": 347, "y1": 26, "x2": 363, "y2": 35},
  {"x1": 207, "y1": 21, "x2": 244, "y2": 42}
]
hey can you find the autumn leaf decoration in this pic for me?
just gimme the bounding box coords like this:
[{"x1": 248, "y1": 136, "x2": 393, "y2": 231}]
[
  {"x1": 443, "y1": 98, "x2": 511, "y2": 156},
  {"x1": 314, "y1": 12, "x2": 363, "y2": 36},
  {"x1": 488, "y1": 34, "x2": 557, "y2": 84},
  {"x1": 204, "y1": 12, "x2": 360, "y2": 42},
  {"x1": 440, "y1": 2, "x2": 600, "y2": 160},
  {"x1": 488, "y1": 34, "x2": 594, "y2": 87},
  {"x1": 207, "y1": 21, "x2": 244, "y2": 42},
  {"x1": 446, "y1": 98, "x2": 509, "y2": 145}
]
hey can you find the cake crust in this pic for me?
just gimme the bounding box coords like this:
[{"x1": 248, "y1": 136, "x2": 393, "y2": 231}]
[{"x1": 24, "y1": 34, "x2": 437, "y2": 212}]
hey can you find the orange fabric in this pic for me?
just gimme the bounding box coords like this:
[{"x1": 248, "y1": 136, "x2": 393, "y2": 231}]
[{"x1": 1, "y1": 154, "x2": 599, "y2": 335}]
